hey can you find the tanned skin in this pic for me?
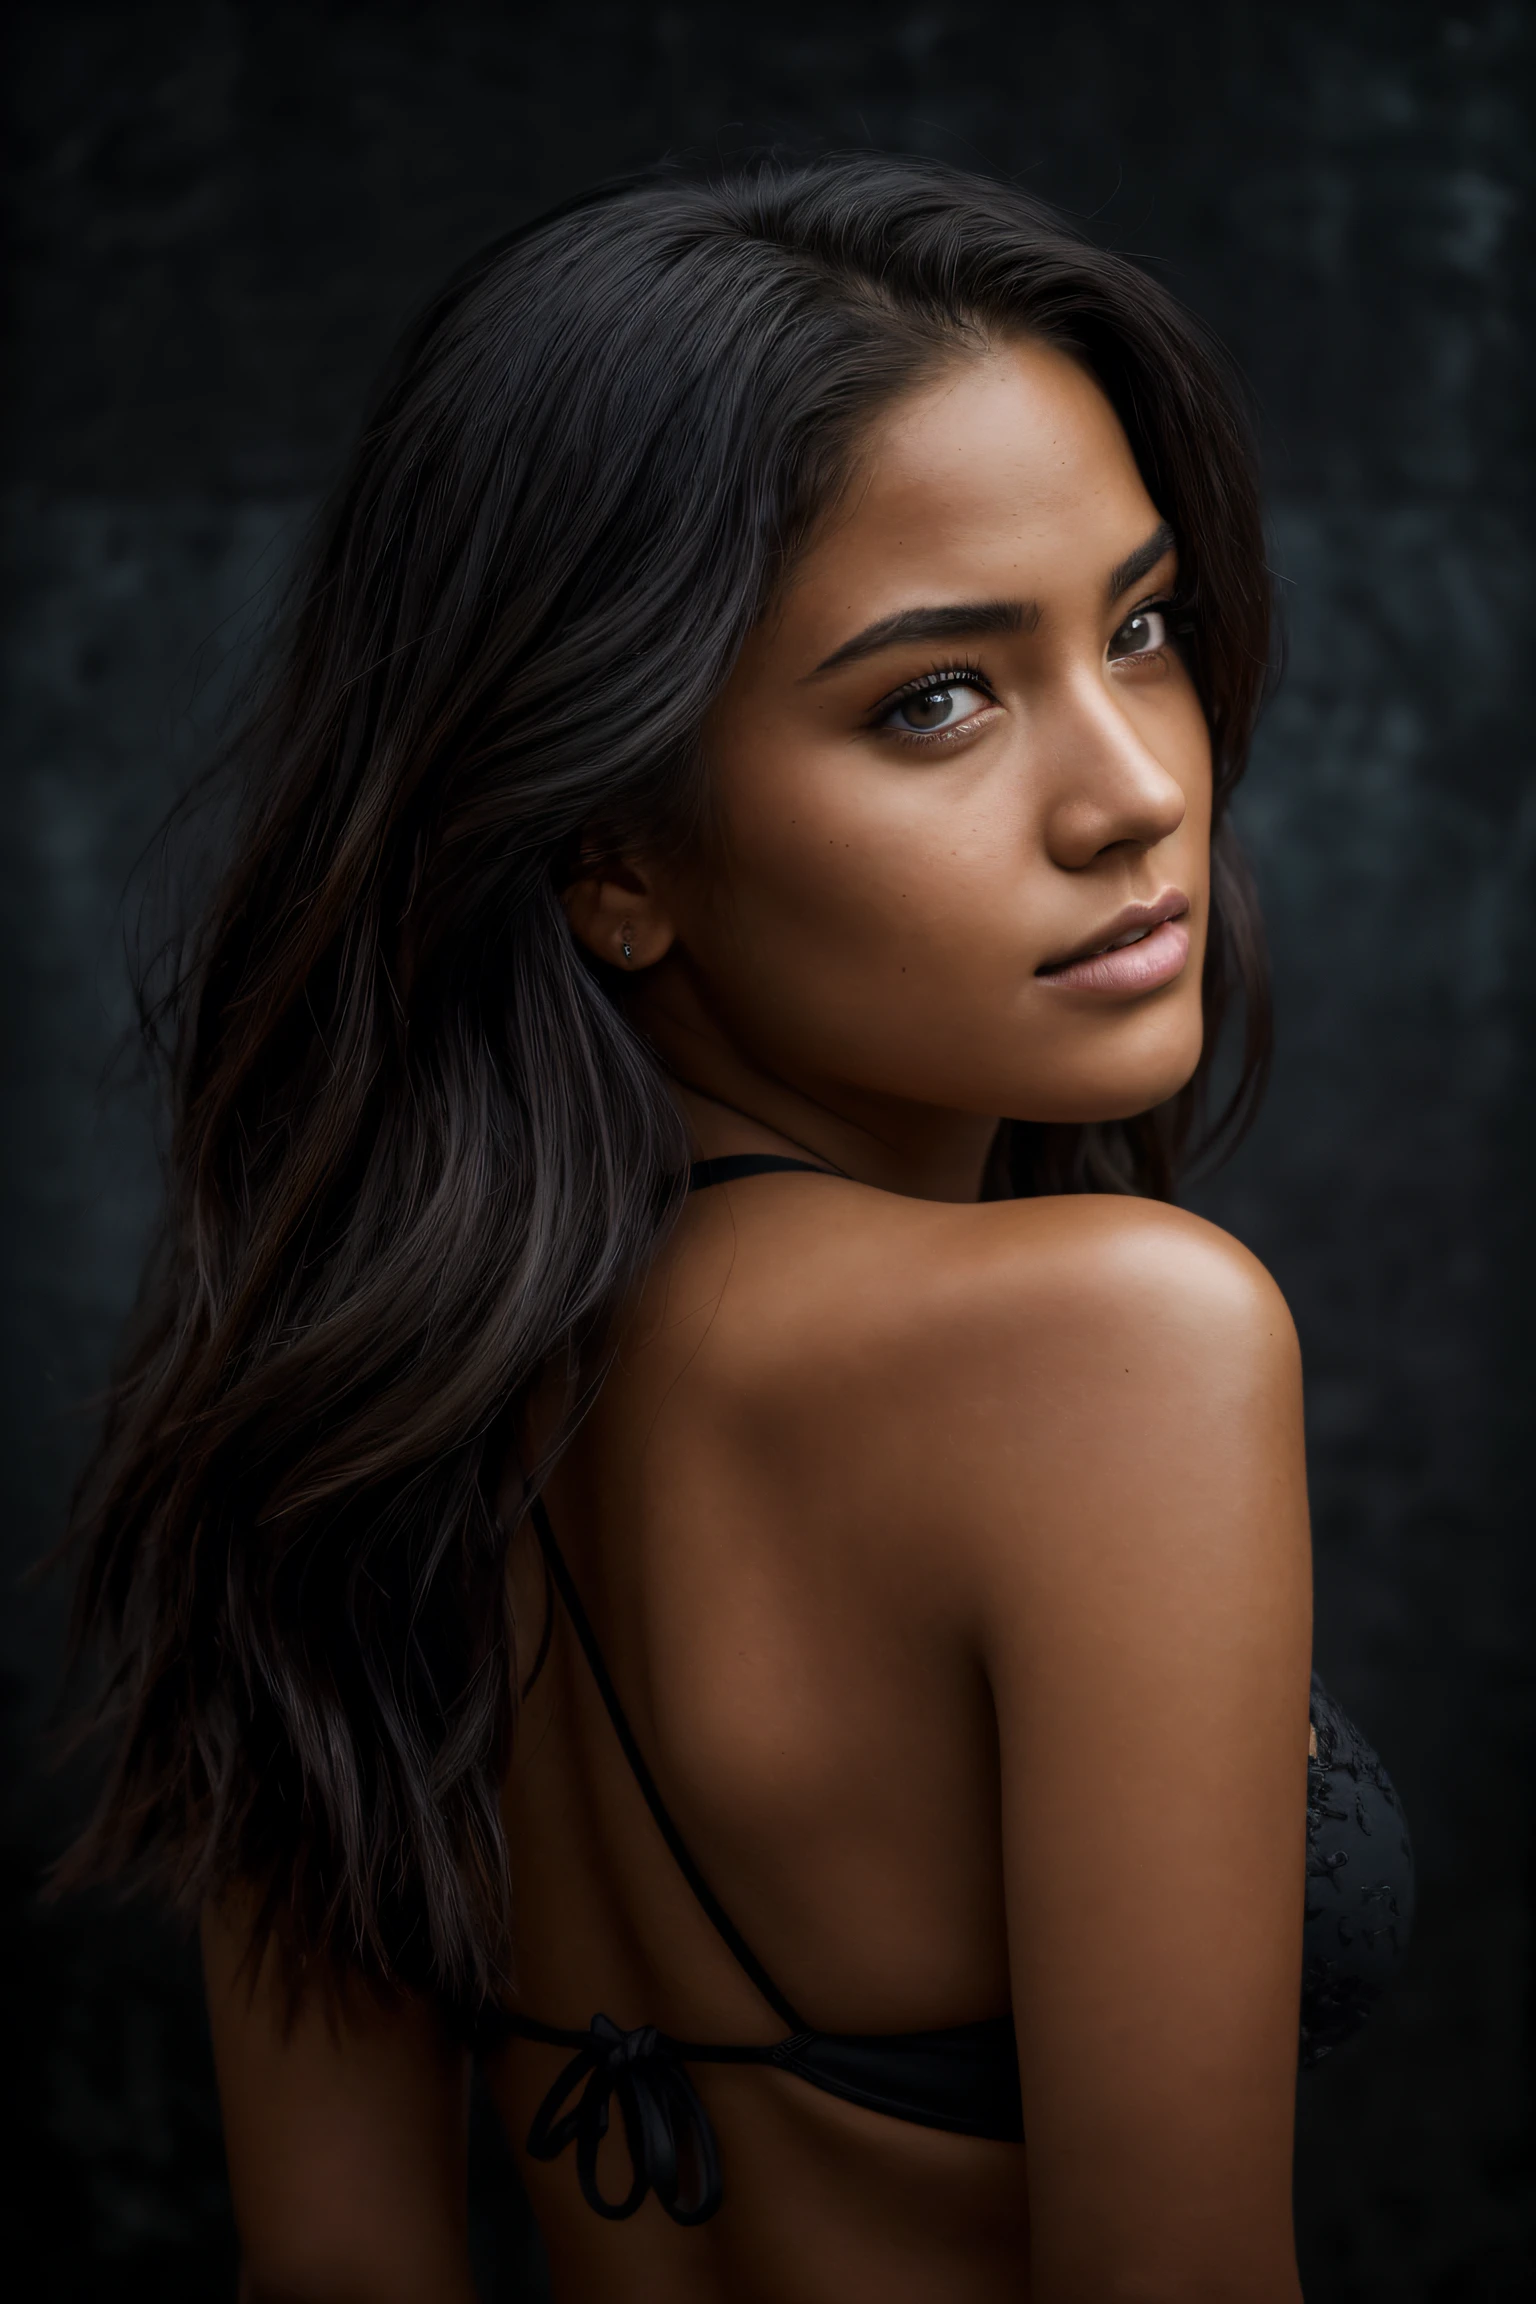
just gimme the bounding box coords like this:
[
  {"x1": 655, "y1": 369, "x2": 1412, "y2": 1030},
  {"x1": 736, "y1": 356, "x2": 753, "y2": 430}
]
[{"x1": 205, "y1": 339, "x2": 1311, "y2": 2303}]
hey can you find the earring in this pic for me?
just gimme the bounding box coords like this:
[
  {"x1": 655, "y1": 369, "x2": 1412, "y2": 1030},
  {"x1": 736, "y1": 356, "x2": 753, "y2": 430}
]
[{"x1": 620, "y1": 929, "x2": 634, "y2": 964}]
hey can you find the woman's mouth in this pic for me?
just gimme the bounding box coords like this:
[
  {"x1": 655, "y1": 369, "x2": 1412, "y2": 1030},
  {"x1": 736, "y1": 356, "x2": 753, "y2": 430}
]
[{"x1": 1035, "y1": 896, "x2": 1191, "y2": 994}]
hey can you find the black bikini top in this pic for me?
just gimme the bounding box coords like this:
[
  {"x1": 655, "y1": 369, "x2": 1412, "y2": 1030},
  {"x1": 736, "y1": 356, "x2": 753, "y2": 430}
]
[{"x1": 481, "y1": 1154, "x2": 1413, "y2": 2226}]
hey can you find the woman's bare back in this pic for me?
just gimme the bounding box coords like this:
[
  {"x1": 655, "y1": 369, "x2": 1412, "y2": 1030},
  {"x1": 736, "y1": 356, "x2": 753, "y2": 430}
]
[{"x1": 487, "y1": 1166, "x2": 1309, "y2": 2302}]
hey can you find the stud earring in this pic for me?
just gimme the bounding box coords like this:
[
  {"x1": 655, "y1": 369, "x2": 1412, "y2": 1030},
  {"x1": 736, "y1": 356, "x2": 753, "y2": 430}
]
[{"x1": 620, "y1": 929, "x2": 634, "y2": 964}]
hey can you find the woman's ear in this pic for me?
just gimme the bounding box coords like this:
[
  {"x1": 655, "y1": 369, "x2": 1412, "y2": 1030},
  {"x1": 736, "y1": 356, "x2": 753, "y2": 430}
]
[{"x1": 562, "y1": 855, "x2": 677, "y2": 973}]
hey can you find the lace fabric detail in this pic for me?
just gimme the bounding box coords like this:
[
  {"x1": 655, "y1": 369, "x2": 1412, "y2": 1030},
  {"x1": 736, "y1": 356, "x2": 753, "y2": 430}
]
[{"x1": 1301, "y1": 1672, "x2": 1415, "y2": 2064}]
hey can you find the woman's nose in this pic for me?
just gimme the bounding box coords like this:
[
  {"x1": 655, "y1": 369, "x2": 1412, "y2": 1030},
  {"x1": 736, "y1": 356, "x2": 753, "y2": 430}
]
[{"x1": 1040, "y1": 678, "x2": 1190, "y2": 871}]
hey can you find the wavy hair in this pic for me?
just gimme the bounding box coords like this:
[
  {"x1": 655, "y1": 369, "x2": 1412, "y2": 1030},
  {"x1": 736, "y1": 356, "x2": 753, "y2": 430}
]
[{"x1": 60, "y1": 154, "x2": 1272, "y2": 2004}]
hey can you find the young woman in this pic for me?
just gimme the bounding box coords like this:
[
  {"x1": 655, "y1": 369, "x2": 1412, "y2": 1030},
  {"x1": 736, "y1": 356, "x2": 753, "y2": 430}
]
[{"x1": 65, "y1": 156, "x2": 1412, "y2": 2302}]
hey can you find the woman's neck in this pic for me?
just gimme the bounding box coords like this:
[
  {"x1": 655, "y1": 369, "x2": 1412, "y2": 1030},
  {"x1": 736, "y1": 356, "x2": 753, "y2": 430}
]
[
  {"x1": 667, "y1": 1078, "x2": 1000, "y2": 1205},
  {"x1": 623, "y1": 948, "x2": 1001, "y2": 1204}
]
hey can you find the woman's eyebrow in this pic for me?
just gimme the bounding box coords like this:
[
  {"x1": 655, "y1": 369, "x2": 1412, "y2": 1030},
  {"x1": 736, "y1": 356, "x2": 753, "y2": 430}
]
[
  {"x1": 808, "y1": 597, "x2": 1033, "y2": 677},
  {"x1": 1106, "y1": 521, "x2": 1177, "y2": 605},
  {"x1": 807, "y1": 526, "x2": 1178, "y2": 679}
]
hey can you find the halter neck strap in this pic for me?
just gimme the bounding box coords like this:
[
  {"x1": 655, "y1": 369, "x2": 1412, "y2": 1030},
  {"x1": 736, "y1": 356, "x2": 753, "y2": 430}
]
[
  {"x1": 526, "y1": 1496, "x2": 806, "y2": 2032},
  {"x1": 687, "y1": 1154, "x2": 839, "y2": 1191}
]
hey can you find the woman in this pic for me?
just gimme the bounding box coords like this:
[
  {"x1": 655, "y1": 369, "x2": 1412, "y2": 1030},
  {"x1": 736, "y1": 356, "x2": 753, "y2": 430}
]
[{"x1": 64, "y1": 156, "x2": 1412, "y2": 2301}]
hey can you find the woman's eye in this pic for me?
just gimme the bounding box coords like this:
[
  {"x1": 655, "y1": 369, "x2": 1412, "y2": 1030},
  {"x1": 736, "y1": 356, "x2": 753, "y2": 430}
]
[
  {"x1": 879, "y1": 679, "x2": 993, "y2": 736},
  {"x1": 1108, "y1": 606, "x2": 1168, "y2": 661}
]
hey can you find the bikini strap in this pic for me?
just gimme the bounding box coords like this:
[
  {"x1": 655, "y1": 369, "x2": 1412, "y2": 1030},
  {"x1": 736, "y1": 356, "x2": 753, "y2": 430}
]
[
  {"x1": 526, "y1": 1495, "x2": 806, "y2": 2034},
  {"x1": 687, "y1": 1154, "x2": 838, "y2": 1191}
]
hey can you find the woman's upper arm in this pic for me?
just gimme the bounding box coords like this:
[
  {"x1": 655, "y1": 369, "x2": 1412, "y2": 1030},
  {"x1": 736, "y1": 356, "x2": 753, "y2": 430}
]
[
  {"x1": 959, "y1": 1204, "x2": 1311, "y2": 2303},
  {"x1": 201, "y1": 1900, "x2": 478, "y2": 2304}
]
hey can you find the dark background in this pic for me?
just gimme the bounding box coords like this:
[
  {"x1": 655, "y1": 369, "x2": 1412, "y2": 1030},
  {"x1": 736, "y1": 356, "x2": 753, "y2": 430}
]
[{"x1": 2, "y1": 2, "x2": 1531, "y2": 2296}]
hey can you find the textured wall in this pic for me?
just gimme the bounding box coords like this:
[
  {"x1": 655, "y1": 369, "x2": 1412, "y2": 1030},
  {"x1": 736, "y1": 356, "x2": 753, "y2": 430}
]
[{"x1": 3, "y1": 4, "x2": 1531, "y2": 2296}]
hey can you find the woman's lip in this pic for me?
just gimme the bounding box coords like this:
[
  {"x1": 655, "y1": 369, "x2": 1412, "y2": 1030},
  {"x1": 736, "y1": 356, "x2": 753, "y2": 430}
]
[{"x1": 1035, "y1": 915, "x2": 1191, "y2": 994}]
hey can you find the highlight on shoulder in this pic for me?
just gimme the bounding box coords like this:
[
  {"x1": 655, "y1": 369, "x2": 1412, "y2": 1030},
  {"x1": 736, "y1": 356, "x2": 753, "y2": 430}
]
[{"x1": 665, "y1": 1171, "x2": 1295, "y2": 1391}]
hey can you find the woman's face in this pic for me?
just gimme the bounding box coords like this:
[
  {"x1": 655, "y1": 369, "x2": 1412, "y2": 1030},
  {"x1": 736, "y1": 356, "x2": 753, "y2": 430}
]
[{"x1": 591, "y1": 337, "x2": 1213, "y2": 1186}]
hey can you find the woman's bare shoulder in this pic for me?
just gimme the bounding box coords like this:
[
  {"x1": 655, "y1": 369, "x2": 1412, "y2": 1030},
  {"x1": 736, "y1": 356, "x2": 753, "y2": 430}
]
[
  {"x1": 946, "y1": 1189, "x2": 1298, "y2": 1380},
  {"x1": 915, "y1": 1194, "x2": 1306, "y2": 1614},
  {"x1": 676, "y1": 1179, "x2": 1293, "y2": 1391},
  {"x1": 744, "y1": 1184, "x2": 1312, "y2": 1690},
  {"x1": 661, "y1": 1181, "x2": 1302, "y2": 1569}
]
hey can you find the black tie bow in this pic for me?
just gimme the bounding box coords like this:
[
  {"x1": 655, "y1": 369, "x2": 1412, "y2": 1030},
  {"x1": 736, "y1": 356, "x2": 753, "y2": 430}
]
[{"x1": 523, "y1": 2012, "x2": 724, "y2": 2224}]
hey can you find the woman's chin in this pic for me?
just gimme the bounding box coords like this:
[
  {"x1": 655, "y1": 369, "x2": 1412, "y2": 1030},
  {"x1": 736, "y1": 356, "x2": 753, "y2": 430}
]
[{"x1": 1008, "y1": 1051, "x2": 1205, "y2": 1129}]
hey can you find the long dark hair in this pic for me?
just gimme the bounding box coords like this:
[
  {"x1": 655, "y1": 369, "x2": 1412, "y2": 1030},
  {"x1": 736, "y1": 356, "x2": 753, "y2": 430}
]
[{"x1": 60, "y1": 154, "x2": 1272, "y2": 2005}]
